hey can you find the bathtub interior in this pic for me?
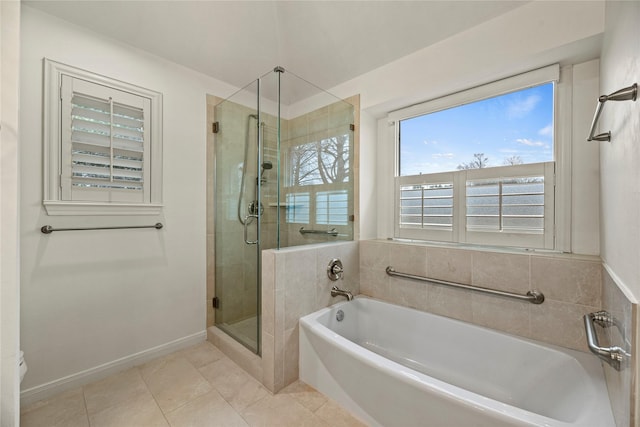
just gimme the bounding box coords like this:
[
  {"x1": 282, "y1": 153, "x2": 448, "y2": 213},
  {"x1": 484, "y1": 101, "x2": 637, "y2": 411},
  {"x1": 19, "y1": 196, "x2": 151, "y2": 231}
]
[{"x1": 310, "y1": 297, "x2": 612, "y2": 424}]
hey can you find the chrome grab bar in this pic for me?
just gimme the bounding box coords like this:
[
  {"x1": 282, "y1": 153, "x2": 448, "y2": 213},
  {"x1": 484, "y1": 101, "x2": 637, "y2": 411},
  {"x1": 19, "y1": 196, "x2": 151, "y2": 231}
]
[
  {"x1": 299, "y1": 227, "x2": 338, "y2": 236},
  {"x1": 583, "y1": 311, "x2": 631, "y2": 371},
  {"x1": 243, "y1": 215, "x2": 258, "y2": 245},
  {"x1": 41, "y1": 223, "x2": 163, "y2": 234},
  {"x1": 587, "y1": 83, "x2": 637, "y2": 142},
  {"x1": 385, "y1": 266, "x2": 545, "y2": 304}
]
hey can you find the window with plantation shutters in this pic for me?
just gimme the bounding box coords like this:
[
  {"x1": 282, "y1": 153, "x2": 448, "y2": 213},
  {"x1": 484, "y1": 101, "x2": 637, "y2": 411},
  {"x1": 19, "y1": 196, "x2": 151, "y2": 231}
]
[
  {"x1": 390, "y1": 65, "x2": 559, "y2": 249},
  {"x1": 44, "y1": 60, "x2": 162, "y2": 215}
]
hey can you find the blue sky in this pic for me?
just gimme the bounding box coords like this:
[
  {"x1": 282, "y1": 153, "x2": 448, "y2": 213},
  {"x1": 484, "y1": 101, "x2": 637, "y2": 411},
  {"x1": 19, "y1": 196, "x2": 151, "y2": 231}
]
[{"x1": 399, "y1": 82, "x2": 554, "y2": 175}]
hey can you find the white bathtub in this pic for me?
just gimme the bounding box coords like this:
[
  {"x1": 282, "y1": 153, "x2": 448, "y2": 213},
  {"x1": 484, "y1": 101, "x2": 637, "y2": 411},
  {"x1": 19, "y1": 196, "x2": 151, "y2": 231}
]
[{"x1": 299, "y1": 297, "x2": 615, "y2": 427}]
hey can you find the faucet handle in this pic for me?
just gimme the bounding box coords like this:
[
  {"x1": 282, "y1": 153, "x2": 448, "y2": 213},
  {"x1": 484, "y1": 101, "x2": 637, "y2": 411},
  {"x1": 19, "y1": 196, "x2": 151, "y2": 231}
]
[{"x1": 327, "y1": 259, "x2": 343, "y2": 281}]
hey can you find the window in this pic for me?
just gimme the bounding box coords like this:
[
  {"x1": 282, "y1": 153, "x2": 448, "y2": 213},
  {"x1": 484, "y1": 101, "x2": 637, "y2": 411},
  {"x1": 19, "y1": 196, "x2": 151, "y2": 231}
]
[
  {"x1": 390, "y1": 65, "x2": 559, "y2": 249},
  {"x1": 284, "y1": 129, "x2": 352, "y2": 229},
  {"x1": 286, "y1": 192, "x2": 310, "y2": 224},
  {"x1": 44, "y1": 59, "x2": 163, "y2": 215}
]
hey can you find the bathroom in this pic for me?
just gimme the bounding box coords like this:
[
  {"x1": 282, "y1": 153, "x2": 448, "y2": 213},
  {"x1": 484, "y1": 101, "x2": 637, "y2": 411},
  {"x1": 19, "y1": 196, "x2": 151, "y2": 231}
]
[{"x1": 1, "y1": 1, "x2": 639, "y2": 426}]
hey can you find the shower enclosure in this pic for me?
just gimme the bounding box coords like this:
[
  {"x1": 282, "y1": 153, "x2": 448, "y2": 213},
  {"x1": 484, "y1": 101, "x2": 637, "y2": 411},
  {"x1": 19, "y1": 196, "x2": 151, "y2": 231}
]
[{"x1": 210, "y1": 67, "x2": 355, "y2": 354}]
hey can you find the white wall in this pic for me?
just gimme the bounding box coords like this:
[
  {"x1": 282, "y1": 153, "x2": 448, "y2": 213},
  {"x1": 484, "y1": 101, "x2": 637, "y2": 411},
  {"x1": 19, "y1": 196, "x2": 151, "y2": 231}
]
[
  {"x1": 1, "y1": 1, "x2": 21, "y2": 424},
  {"x1": 19, "y1": 6, "x2": 239, "y2": 401},
  {"x1": 599, "y1": 1, "x2": 640, "y2": 301}
]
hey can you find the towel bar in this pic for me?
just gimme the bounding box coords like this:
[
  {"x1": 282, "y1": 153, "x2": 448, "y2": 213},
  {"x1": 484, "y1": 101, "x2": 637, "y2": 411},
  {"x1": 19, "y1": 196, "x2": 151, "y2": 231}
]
[
  {"x1": 41, "y1": 223, "x2": 163, "y2": 234},
  {"x1": 587, "y1": 83, "x2": 637, "y2": 142}
]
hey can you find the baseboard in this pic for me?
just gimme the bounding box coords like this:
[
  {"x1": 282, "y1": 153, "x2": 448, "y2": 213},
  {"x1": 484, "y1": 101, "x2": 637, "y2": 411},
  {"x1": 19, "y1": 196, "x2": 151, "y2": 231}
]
[{"x1": 20, "y1": 330, "x2": 206, "y2": 406}]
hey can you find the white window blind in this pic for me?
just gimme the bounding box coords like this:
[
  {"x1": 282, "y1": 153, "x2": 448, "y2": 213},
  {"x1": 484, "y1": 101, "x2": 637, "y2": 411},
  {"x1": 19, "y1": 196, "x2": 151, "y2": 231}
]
[
  {"x1": 399, "y1": 183, "x2": 453, "y2": 230},
  {"x1": 286, "y1": 192, "x2": 310, "y2": 224},
  {"x1": 395, "y1": 163, "x2": 554, "y2": 248},
  {"x1": 44, "y1": 59, "x2": 163, "y2": 215},
  {"x1": 61, "y1": 76, "x2": 150, "y2": 203},
  {"x1": 466, "y1": 177, "x2": 544, "y2": 233},
  {"x1": 316, "y1": 190, "x2": 348, "y2": 225}
]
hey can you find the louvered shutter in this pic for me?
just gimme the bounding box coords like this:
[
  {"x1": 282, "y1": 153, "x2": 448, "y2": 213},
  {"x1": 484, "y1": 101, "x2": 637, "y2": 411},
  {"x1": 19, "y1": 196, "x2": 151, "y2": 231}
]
[{"x1": 60, "y1": 76, "x2": 151, "y2": 203}]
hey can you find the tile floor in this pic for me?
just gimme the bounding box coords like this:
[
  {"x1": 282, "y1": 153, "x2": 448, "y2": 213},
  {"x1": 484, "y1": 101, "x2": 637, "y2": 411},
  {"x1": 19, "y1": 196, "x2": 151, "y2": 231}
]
[{"x1": 20, "y1": 341, "x2": 366, "y2": 427}]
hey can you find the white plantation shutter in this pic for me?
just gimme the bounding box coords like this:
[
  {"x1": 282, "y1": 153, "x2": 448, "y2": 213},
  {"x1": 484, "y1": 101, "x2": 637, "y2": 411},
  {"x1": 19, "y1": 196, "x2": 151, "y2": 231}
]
[
  {"x1": 395, "y1": 172, "x2": 457, "y2": 242},
  {"x1": 316, "y1": 190, "x2": 349, "y2": 225},
  {"x1": 395, "y1": 163, "x2": 555, "y2": 249},
  {"x1": 462, "y1": 162, "x2": 555, "y2": 248},
  {"x1": 60, "y1": 76, "x2": 151, "y2": 203}
]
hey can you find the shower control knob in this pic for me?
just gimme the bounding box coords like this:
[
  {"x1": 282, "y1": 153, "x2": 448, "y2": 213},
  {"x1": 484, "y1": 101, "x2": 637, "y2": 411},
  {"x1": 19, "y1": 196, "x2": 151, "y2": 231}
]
[{"x1": 327, "y1": 259, "x2": 344, "y2": 281}]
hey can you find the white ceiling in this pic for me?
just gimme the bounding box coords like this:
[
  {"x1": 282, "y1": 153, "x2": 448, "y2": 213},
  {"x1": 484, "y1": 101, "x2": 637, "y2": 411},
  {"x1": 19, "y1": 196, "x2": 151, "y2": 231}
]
[{"x1": 25, "y1": 1, "x2": 528, "y2": 103}]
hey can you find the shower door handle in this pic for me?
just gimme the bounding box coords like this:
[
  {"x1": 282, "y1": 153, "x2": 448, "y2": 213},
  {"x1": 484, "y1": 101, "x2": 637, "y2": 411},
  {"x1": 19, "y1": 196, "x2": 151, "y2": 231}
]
[{"x1": 243, "y1": 214, "x2": 259, "y2": 245}]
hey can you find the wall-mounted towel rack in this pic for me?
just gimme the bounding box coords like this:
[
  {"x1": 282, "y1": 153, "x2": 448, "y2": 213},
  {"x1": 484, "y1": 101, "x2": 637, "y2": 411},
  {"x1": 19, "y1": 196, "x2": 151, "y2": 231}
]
[
  {"x1": 41, "y1": 223, "x2": 163, "y2": 234},
  {"x1": 299, "y1": 227, "x2": 338, "y2": 236},
  {"x1": 587, "y1": 83, "x2": 637, "y2": 142},
  {"x1": 584, "y1": 311, "x2": 631, "y2": 371},
  {"x1": 385, "y1": 266, "x2": 545, "y2": 304}
]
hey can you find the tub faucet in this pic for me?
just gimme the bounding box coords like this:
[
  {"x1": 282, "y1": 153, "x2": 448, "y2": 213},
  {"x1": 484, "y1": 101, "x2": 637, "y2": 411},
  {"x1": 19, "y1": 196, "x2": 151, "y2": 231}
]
[{"x1": 331, "y1": 286, "x2": 353, "y2": 301}]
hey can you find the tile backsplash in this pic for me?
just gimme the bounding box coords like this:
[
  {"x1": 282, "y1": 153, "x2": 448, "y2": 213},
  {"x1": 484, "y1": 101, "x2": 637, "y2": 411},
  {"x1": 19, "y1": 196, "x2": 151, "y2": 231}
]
[
  {"x1": 359, "y1": 239, "x2": 602, "y2": 352},
  {"x1": 601, "y1": 265, "x2": 636, "y2": 427}
]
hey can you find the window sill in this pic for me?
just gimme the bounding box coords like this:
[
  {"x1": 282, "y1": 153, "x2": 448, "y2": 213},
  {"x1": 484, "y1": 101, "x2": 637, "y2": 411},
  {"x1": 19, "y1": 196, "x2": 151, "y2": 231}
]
[{"x1": 43, "y1": 201, "x2": 163, "y2": 216}]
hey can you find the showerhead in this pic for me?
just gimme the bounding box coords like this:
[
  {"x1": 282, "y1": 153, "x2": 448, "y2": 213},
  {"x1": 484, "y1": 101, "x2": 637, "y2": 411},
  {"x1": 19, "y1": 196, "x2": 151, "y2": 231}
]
[{"x1": 258, "y1": 161, "x2": 273, "y2": 185}]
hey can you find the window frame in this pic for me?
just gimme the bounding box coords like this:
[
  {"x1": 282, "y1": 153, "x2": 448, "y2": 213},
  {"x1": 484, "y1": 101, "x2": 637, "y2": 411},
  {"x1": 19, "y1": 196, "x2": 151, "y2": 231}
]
[
  {"x1": 43, "y1": 59, "x2": 163, "y2": 215},
  {"x1": 387, "y1": 64, "x2": 564, "y2": 250}
]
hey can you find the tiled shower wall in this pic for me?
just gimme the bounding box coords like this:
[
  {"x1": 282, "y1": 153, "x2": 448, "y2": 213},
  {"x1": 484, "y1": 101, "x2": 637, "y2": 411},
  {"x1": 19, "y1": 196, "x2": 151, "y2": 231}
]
[
  {"x1": 261, "y1": 241, "x2": 359, "y2": 392},
  {"x1": 359, "y1": 239, "x2": 602, "y2": 352}
]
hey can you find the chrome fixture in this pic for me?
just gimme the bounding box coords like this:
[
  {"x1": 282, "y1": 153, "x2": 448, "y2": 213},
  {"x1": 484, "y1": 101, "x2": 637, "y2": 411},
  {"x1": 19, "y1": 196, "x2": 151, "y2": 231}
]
[
  {"x1": 300, "y1": 227, "x2": 338, "y2": 236},
  {"x1": 327, "y1": 259, "x2": 343, "y2": 281},
  {"x1": 41, "y1": 223, "x2": 163, "y2": 234},
  {"x1": 258, "y1": 161, "x2": 272, "y2": 185},
  {"x1": 331, "y1": 286, "x2": 353, "y2": 301},
  {"x1": 385, "y1": 266, "x2": 545, "y2": 304},
  {"x1": 336, "y1": 309, "x2": 345, "y2": 321},
  {"x1": 243, "y1": 214, "x2": 258, "y2": 245},
  {"x1": 584, "y1": 311, "x2": 631, "y2": 371},
  {"x1": 587, "y1": 83, "x2": 637, "y2": 142}
]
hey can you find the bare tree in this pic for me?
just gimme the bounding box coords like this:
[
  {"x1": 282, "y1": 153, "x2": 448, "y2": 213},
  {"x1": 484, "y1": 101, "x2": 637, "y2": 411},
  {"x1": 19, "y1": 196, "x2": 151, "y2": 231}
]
[
  {"x1": 503, "y1": 155, "x2": 523, "y2": 166},
  {"x1": 457, "y1": 153, "x2": 489, "y2": 170},
  {"x1": 289, "y1": 134, "x2": 350, "y2": 186}
]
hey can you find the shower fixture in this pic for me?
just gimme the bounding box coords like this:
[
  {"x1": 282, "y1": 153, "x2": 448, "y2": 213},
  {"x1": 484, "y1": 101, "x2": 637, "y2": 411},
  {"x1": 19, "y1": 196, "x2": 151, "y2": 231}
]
[
  {"x1": 237, "y1": 114, "x2": 265, "y2": 226},
  {"x1": 258, "y1": 160, "x2": 272, "y2": 185}
]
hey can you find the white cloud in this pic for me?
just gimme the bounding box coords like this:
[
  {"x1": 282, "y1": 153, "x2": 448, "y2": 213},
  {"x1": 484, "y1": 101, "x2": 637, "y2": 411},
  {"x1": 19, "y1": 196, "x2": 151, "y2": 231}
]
[
  {"x1": 516, "y1": 138, "x2": 545, "y2": 147},
  {"x1": 432, "y1": 153, "x2": 454, "y2": 159},
  {"x1": 423, "y1": 139, "x2": 438, "y2": 145},
  {"x1": 538, "y1": 123, "x2": 553, "y2": 136},
  {"x1": 507, "y1": 95, "x2": 540, "y2": 118}
]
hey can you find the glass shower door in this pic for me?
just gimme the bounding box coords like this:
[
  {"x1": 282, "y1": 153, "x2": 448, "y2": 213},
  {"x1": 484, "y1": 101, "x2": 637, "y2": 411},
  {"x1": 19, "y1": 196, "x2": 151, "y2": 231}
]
[{"x1": 213, "y1": 82, "x2": 262, "y2": 354}]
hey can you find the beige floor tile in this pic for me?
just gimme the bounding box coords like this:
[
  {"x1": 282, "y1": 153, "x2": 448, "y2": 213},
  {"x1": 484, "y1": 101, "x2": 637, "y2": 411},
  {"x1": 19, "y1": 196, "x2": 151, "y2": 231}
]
[
  {"x1": 20, "y1": 388, "x2": 89, "y2": 427},
  {"x1": 278, "y1": 381, "x2": 327, "y2": 412},
  {"x1": 314, "y1": 399, "x2": 367, "y2": 427},
  {"x1": 21, "y1": 342, "x2": 365, "y2": 427},
  {"x1": 83, "y1": 368, "x2": 148, "y2": 415},
  {"x1": 241, "y1": 394, "x2": 326, "y2": 427},
  {"x1": 165, "y1": 390, "x2": 249, "y2": 427},
  {"x1": 141, "y1": 356, "x2": 212, "y2": 413},
  {"x1": 199, "y1": 357, "x2": 268, "y2": 412},
  {"x1": 177, "y1": 341, "x2": 226, "y2": 369},
  {"x1": 88, "y1": 391, "x2": 168, "y2": 427}
]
